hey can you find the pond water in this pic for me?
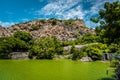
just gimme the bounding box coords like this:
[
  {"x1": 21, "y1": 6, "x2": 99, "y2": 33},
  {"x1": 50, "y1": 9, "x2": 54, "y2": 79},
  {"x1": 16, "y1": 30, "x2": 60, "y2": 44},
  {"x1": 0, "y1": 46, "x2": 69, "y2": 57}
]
[{"x1": 0, "y1": 59, "x2": 115, "y2": 80}]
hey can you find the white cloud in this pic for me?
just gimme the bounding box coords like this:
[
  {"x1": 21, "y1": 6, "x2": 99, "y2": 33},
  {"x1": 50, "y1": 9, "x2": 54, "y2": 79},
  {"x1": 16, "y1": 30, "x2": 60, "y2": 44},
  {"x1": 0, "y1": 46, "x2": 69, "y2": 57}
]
[
  {"x1": 83, "y1": 0, "x2": 115, "y2": 28},
  {"x1": 36, "y1": 0, "x2": 111, "y2": 28},
  {"x1": 89, "y1": 0, "x2": 115, "y2": 15},
  {"x1": 36, "y1": 0, "x2": 85, "y2": 19},
  {"x1": 0, "y1": 21, "x2": 15, "y2": 27},
  {"x1": 62, "y1": 6, "x2": 85, "y2": 19}
]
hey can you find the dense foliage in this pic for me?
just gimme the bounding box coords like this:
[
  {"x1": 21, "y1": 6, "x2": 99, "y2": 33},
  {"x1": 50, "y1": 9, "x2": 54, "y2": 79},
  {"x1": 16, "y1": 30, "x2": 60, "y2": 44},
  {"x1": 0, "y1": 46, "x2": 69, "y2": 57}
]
[
  {"x1": 0, "y1": 37, "x2": 28, "y2": 58},
  {"x1": 91, "y1": 1, "x2": 120, "y2": 44},
  {"x1": 68, "y1": 43, "x2": 110, "y2": 60},
  {"x1": 70, "y1": 45, "x2": 81, "y2": 60},
  {"x1": 83, "y1": 43, "x2": 109, "y2": 60},
  {"x1": 29, "y1": 37, "x2": 63, "y2": 59},
  {"x1": 76, "y1": 33, "x2": 100, "y2": 44},
  {"x1": 0, "y1": 31, "x2": 33, "y2": 58},
  {"x1": 62, "y1": 33, "x2": 99, "y2": 46},
  {"x1": 13, "y1": 31, "x2": 34, "y2": 44}
]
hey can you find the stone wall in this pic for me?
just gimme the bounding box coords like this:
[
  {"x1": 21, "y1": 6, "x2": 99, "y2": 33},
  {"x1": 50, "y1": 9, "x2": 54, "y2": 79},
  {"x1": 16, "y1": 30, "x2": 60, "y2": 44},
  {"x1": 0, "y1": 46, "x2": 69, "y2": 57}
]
[{"x1": 63, "y1": 44, "x2": 89, "y2": 52}]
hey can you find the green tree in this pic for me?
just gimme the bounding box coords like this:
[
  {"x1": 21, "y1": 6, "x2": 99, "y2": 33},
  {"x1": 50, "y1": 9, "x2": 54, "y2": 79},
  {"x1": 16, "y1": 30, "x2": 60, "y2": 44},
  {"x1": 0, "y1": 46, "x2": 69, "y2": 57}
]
[
  {"x1": 70, "y1": 45, "x2": 81, "y2": 60},
  {"x1": 53, "y1": 38, "x2": 63, "y2": 55},
  {"x1": 13, "y1": 31, "x2": 33, "y2": 44},
  {"x1": 0, "y1": 37, "x2": 29, "y2": 58},
  {"x1": 91, "y1": 1, "x2": 120, "y2": 44},
  {"x1": 108, "y1": 43, "x2": 119, "y2": 53},
  {"x1": 12, "y1": 38, "x2": 28, "y2": 52},
  {"x1": 29, "y1": 45, "x2": 43, "y2": 59},
  {"x1": 84, "y1": 43, "x2": 109, "y2": 60},
  {"x1": 70, "y1": 45, "x2": 76, "y2": 54},
  {"x1": 76, "y1": 33, "x2": 99, "y2": 44},
  {"x1": 29, "y1": 37, "x2": 59, "y2": 59}
]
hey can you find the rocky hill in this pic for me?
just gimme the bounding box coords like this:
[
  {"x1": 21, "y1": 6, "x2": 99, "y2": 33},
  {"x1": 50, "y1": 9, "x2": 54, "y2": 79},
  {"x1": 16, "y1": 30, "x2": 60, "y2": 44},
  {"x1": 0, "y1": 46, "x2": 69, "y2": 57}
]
[{"x1": 0, "y1": 19, "x2": 95, "y2": 41}]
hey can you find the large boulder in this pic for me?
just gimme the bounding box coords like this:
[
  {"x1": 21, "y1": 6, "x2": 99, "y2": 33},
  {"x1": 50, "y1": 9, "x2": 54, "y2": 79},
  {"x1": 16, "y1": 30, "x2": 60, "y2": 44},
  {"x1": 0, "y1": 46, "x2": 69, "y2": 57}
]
[
  {"x1": 80, "y1": 57, "x2": 93, "y2": 62},
  {"x1": 10, "y1": 52, "x2": 29, "y2": 59}
]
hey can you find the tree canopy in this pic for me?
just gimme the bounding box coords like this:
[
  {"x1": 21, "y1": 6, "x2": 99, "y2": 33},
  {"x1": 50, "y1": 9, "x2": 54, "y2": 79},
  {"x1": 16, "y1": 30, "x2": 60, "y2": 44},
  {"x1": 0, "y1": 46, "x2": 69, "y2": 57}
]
[
  {"x1": 91, "y1": 1, "x2": 120, "y2": 44},
  {"x1": 29, "y1": 37, "x2": 63, "y2": 59},
  {"x1": 13, "y1": 31, "x2": 33, "y2": 44}
]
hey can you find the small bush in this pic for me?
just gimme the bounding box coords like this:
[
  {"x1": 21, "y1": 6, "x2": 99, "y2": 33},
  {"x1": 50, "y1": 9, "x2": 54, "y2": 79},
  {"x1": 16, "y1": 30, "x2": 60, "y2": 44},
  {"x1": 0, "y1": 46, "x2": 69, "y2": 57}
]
[
  {"x1": 83, "y1": 43, "x2": 109, "y2": 60},
  {"x1": 62, "y1": 40, "x2": 75, "y2": 46},
  {"x1": 108, "y1": 43, "x2": 120, "y2": 54},
  {"x1": 31, "y1": 26, "x2": 40, "y2": 30},
  {"x1": 13, "y1": 31, "x2": 33, "y2": 44},
  {"x1": 64, "y1": 19, "x2": 73, "y2": 25},
  {"x1": 108, "y1": 43, "x2": 120, "y2": 53},
  {"x1": 29, "y1": 37, "x2": 63, "y2": 59},
  {"x1": 51, "y1": 20, "x2": 57, "y2": 26},
  {"x1": 76, "y1": 33, "x2": 100, "y2": 44},
  {"x1": 110, "y1": 59, "x2": 119, "y2": 68},
  {"x1": 39, "y1": 19, "x2": 46, "y2": 23},
  {"x1": 70, "y1": 45, "x2": 81, "y2": 60}
]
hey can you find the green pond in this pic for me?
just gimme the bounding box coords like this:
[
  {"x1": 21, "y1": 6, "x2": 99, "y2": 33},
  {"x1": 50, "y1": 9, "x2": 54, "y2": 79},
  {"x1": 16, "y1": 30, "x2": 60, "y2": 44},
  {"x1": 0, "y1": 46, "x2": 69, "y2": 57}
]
[{"x1": 0, "y1": 59, "x2": 115, "y2": 80}]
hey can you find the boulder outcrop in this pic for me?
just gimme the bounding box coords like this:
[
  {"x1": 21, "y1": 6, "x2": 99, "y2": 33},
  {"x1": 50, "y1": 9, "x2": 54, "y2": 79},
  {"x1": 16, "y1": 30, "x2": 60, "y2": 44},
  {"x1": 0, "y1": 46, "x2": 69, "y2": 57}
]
[
  {"x1": 80, "y1": 57, "x2": 93, "y2": 62},
  {"x1": 0, "y1": 19, "x2": 95, "y2": 41}
]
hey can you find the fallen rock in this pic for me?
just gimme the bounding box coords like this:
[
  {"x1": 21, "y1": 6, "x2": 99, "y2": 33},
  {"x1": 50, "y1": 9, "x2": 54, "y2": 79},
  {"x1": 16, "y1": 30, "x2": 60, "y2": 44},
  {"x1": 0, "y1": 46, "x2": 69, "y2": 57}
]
[{"x1": 80, "y1": 57, "x2": 93, "y2": 62}]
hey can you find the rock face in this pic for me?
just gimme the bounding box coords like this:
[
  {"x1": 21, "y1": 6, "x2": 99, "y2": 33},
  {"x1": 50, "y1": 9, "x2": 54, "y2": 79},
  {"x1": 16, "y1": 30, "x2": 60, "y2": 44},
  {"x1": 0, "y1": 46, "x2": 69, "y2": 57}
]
[
  {"x1": 63, "y1": 44, "x2": 88, "y2": 52},
  {"x1": 0, "y1": 19, "x2": 95, "y2": 41},
  {"x1": 63, "y1": 43, "x2": 97, "y2": 52},
  {"x1": 0, "y1": 26, "x2": 7, "y2": 37}
]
